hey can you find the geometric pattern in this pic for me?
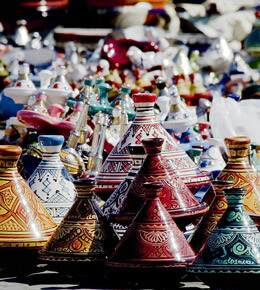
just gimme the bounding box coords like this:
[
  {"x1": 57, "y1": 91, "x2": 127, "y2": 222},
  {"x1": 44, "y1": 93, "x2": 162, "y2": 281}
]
[
  {"x1": 42, "y1": 178, "x2": 51, "y2": 195},
  {"x1": 27, "y1": 158, "x2": 77, "y2": 224},
  {"x1": 0, "y1": 172, "x2": 56, "y2": 247},
  {"x1": 96, "y1": 99, "x2": 211, "y2": 199},
  {"x1": 39, "y1": 182, "x2": 119, "y2": 263},
  {"x1": 48, "y1": 192, "x2": 71, "y2": 203}
]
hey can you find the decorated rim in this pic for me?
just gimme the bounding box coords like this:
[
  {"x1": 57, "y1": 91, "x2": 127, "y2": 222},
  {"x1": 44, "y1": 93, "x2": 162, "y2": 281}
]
[
  {"x1": 0, "y1": 239, "x2": 50, "y2": 248},
  {"x1": 212, "y1": 180, "x2": 234, "y2": 188},
  {"x1": 106, "y1": 260, "x2": 190, "y2": 269},
  {"x1": 132, "y1": 93, "x2": 157, "y2": 104},
  {"x1": 187, "y1": 264, "x2": 260, "y2": 274},
  {"x1": 223, "y1": 187, "x2": 246, "y2": 196},
  {"x1": 38, "y1": 135, "x2": 65, "y2": 146},
  {"x1": 74, "y1": 178, "x2": 96, "y2": 186},
  {"x1": 0, "y1": 145, "x2": 22, "y2": 157},
  {"x1": 111, "y1": 202, "x2": 209, "y2": 223},
  {"x1": 142, "y1": 138, "x2": 164, "y2": 148},
  {"x1": 39, "y1": 253, "x2": 106, "y2": 263},
  {"x1": 168, "y1": 202, "x2": 209, "y2": 217},
  {"x1": 224, "y1": 136, "x2": 250, "y2": 146}
]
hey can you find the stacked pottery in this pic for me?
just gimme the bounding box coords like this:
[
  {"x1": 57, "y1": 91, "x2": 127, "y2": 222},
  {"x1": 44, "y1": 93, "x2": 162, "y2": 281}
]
[
  {"x1": 216, "y1": 136, "x2": 260, "y2": 227},
  {"x1": 96, "y1": 93, "x2": 210, "y2": 201},
  {"x1": 39, "y1": 179, "x2": 118, "y2": 275},
  {"x1": 0, "y1": 145, "x2": 56, "y2": 271},
  {"x1": 107, "y1": 182, "x2": 196, "y2": 286},
  {"x1": 187, "y1": 187, "x2": 260, "y2": 288},
  {"x1": 102, "y1": 145, "x2": 146, "y2": 238},
  {"x1": 112, "y1": 138, "x2": 209, "y2": 230},
  {"x1": 103, "y1": 144, "x2": 146, "y2": 216},
  {"x1": 190, "y1": 180, "x2": 233, "y2": 255},
  {"x1": 27, "y1": 135, "x2": 77, "y2": 224}
]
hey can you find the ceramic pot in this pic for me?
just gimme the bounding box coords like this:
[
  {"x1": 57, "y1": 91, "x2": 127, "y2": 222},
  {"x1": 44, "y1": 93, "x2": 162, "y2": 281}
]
[
  {"x1": 112, "y1": 138, "x2": 209, "y2": 231},
  {"x1": 39, "y1": 178, "x2": 118, "y2": 275},
  {"x1": 216, "y1": 136, "x2": 260, "y2": 227},
  {"x1": 102, "y1": 144, "x2": 146, "y2": 238},
  {"x1": 96, "y1": 93, "x2": 210, "y2": 201},
  {"x1": 27, "y1": 135, "x2": 77, "y2": 224},
  {"x1": 103, "y1": 144, "x2": 146, "y2": 217},
  {"x1": 107, "y1": 182, "x2": 195, "y2": 282},
  {"x1": 0, "y1": 145, "x2": 56, "y2": 271},
  {"x1": 187, "y1": 187, "x2": 260, "y2": 288},
  {"x1": 190, "y1": 180, "x2": 232, "y2": 255}
]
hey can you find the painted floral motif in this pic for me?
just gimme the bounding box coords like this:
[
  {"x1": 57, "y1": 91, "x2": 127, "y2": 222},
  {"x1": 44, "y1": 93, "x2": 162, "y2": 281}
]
[
  {"x1": 188, "y1": 187, "x2": 260, "y2": 275},
  {"x1": 208, "y1": 233, "x2": 236, "y2": 248},
  {"x1": 107, "y1": 183, "x2": 195, "y2": 268}
]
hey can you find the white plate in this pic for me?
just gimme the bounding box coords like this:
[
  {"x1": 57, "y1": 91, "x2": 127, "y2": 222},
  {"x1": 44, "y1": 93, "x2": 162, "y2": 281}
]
[{"x1": 24, "y1": 48, "x2": 56, "y2": 67}]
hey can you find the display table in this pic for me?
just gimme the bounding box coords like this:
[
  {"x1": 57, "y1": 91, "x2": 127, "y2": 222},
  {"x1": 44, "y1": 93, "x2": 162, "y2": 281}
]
[{"x1": 0, "y1": 268, "x2": 209, "y2": 289}]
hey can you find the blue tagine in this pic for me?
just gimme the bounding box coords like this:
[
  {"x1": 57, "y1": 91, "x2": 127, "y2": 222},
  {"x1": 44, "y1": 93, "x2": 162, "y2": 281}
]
[
  {"x1": 27, "y1": 135, "x2": 77, "y2": 224},
  {"x1": 187, "y1": 187, "x2": 260, "y2": 288}
]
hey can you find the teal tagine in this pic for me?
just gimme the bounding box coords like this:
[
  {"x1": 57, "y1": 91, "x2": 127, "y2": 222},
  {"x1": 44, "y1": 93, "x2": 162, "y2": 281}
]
[{"x1": 187, "y1": 187, "x2": 260, "y2": 288}]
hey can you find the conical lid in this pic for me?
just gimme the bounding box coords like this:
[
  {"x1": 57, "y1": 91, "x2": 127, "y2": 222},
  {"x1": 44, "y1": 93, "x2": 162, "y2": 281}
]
[
  {"x1": 96, "y1": 93, "x2": 210, "y2": 201},
  {"x1": 190, "y1": 180, "x2": 232, "y2": 254},
  {"x1": 27, "y1": 135, "x2": 77, "y2": 224},
  {"x1": 0, "y1": 145, "x2": 56, "y2": 247},
  {"x1": 113, "y1": 138, "x2": 209, "y2": 226},
  {"x1": 188, "y1": 187, "x2": 260, "y2": 274},
  {"x1": 39, "y1": 179, "x2": 118, "y2": 263},
  {"x1": 217, "y1": 136, "x2": 260, "y2": 221},
  {"x1": 107, "y1": 182, "x2": 196, "y2": 269},
  {"x1": 102, "y1": 144, "x2": 146, "y2": 217}
]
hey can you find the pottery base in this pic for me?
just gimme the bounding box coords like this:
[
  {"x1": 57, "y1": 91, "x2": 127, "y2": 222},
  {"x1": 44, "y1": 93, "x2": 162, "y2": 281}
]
[{"x1": 106, "y1": 261, "x2": 186, "y2": 288}]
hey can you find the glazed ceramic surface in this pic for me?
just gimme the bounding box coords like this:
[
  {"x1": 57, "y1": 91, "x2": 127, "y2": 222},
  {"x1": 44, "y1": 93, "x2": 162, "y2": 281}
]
[
  {"x1": 107, "y1": 182, "x2": 195, "y2": 270},
  {"x1": 113, "y1": 138, "x2": 209, "y2": 229},
  {"x1": 88, "y1": 82, "x2": 113, "y2": 116},
  {"x1": 96, "y1": 93, "x2": 210, "y2": 201},
  {"x1": 190, "y1": 180, "x2": 232, "y2": 255},
  {"x1": 0, "y1": 145, "x2": 56, "y2": 247},
  {"x1": 27, "y1": 135, "x2": 77, "y2": 224},
  {"x1": 187, "y1": 187, "x2": 260, "y2": 276},
  {"x1": 39, "y1": 179, "x2": 118, "y2": 266},
  {"x1": 102, "y1": 145, "x2": 146, "y2": 217},
  {"x1": 216, "y1": 136, "x2": 260, "y2": 224},
  {"x1": 102, "y1": 145, "x2": 146, "y2": 238}
]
